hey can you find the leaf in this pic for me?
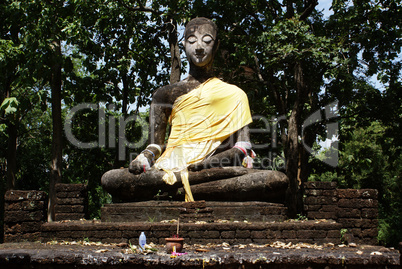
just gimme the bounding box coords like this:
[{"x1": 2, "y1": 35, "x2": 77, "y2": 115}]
[
  {"x1": 0, "y1": 97, "x2": 19, "y2": 115},
  {"x1": 0, "y1": 123, "x2": 6, "y2": 133}
]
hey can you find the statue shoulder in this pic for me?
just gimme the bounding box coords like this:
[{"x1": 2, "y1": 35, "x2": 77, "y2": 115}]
[{"x1": 152, "y1": 80, "x2": 198, "y2": 104}]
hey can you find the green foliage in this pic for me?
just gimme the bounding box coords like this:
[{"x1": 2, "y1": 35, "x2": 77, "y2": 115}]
[
  {"x1": 296, "y1": 214, "x2": 307, "y2": 221},
  {"x1": 340, "y1": 228, "x2": 348, "y2": 243},
  {"x1": 309, "y1": 120, "x2": 401, "y2": 246}
]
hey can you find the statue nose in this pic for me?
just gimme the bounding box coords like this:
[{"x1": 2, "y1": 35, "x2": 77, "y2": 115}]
[{"x1": 195, "y1": 48, "x2": 204, "y2": 54}]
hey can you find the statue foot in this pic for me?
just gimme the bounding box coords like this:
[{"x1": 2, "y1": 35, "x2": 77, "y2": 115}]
[{"x1": 128, "y1": 159, "x2": 145, "y2": 174}]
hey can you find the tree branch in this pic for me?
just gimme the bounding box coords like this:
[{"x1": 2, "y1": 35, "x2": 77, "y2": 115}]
[
  {"x1": 253, "y1": 55, "x2": 286, "y2": 115},
  {"x1": 300, "y1": 0, "x2": 318, "y2": 21}
]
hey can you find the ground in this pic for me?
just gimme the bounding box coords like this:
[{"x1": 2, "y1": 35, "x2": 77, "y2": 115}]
[{"x1": 0, "y1": 240, "x2": 399, "y2": 268}]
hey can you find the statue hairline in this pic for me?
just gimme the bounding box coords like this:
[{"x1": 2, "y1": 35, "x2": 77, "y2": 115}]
[{"x1": 184, "y1": 17, "x2": 218, "y2": 40}]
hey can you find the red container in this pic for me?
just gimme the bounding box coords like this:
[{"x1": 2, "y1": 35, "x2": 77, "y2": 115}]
[{"x1": 165, "y1": 237, "x2": 184, "y2": 253}]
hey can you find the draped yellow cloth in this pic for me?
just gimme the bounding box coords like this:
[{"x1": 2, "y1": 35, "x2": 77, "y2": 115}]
[{"x1": 154, "y1": 77, "x2": 252, "y2": 201}]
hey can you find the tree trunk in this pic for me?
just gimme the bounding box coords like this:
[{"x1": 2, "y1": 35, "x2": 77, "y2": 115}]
[
  {"x1": 114, "y1": 72, "x2": 129, "y2": 169},
  {"x1": 168, "y1": 18, "x2": 181, "y2": 84},
  {"x1": 6, "y1": 121, "x2": 17, "y2": 190},
  {"x1": 122, "y1": 72, "x2": 128, "y2": 116},
  {"x1": 48, "y1": 39, "x2": 63, "y2": 222},
  {"x1": 285, "y1": 61, "x2": 306, "y2": 218},
  {"x1": 4, "y1": 80, "x2": 17, "y2": 190},
  {"x1": 285, "y1": 105, "x2": 300, "y2": 217},
  {"x1": 299, "y1": 92, "x2": 318, "y2": 205}
]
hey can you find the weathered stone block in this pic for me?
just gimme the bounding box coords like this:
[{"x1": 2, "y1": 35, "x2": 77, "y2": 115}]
[
  {"x1": 322, "y1": 189, "x2": 337, "y2": 196},
  {"x1": 338, "y1": 218, "x2": 363, "y2": 228},
  {"x1": 91, "y1": 230, "x2": 122, "y2": 239},
  {"x1": 182, "y1": 200, "x2": 206, "y2": 209},
  {"x1": 304, "y1": 181, "x2": 337, "y2": 189},
  {"x1": 338, "y1": 198, "x2": 355, "y2": 208},
  {"x1": 54, "y1": 213, "x2": 86, "y2": 221},
  {"x1": 204, "y1": 230, "x2": 220, "y2": 239},
  {"x1": 350, "y1": 228, "x2": 362, "y2": 238},
  {"x1": 337, "y1": 189, "x2": 378, "y2": 200},
  {"x1": 304, "y1": 189, "x2": 323, "y2": 196},
  {"x1": 5, "y1": 190, "x2": 46, "y2": 202},
  {"x1": 360, "y1": 237, "x2": 378, "y2": 245},
  {"x1": 152, "y1": 230, "x2": 171, "y2": 238},
  {"x1": 56, "y1": 191, "x2": 85, "y2": 199},
  {"x1": 5, "y1": 201, "x2": 46, "y2": 211},
  {"x1": 361, "y1": 208, "x2": 378, "y2": 219},
  {"x1": 55, "y1": 205, "x2": 85, "y2": 213},
  {"x1": 360, "y1": 189, "x2": 378, "y2": 199},
  {"x1": 307, "y1": 211, "x2": 336, "y2": 220},
  {"x1": 337, "y1": 189, "x2": 361, "y2": 199},
  {"x1": 56, "y1": 197, "x2": 86, "y2": 205},
  {"x1": 304, "y1": 204, "x2": 321, "y2": 211},
  {"x1": 4, "y1": 232, "x2": 41, "y2": 243},
  {"x1": 187, "y1": 231, "x2": 202, "y2": 238},
  {"x1": 297, "y1": 230, "x2": 326, "y2": 239},
  {"x1": 5, "y1": 221, "x2": 43, "y2": 234},
  {"x1": 361, "y1": 219, "x2": 378, "y2": 228},
  {"x1": 4, "y1": 210, "x2": 45, "y2": 222},
  {"x1": 55, "y1": 183, "x2": 88, "y2": 192},
  {"x1": 250, "y1": 230, "x2": 266, "y2": 239},
  {"x1": 320, "y1": 205, "x2": 338, "y2": 213},
  {"x1": 282, "y1": 230, "x2": 296, "y2": 239},
  {"x1": 235, "y1": 229, "x2": 251, "y2": 239},
  {"x1": 304, "y1": 196, "x2": 337, "y2": 205},
  {"x1": 221, "y1": 231, "x2": 235, "y2": 239},
  {"x1": 338, "y1": 198, "x2": 378, "y2": 208},
  {"x1": 327, "y1": 229, "x2": 341, "y2": 238},
  {"x1": 266, "y1": 230, "x2": 282, "y2": 239},
  {"x1": 361, "y1": 228, "x2": 378, "y2": 238},
  {"x1": 337, "y1": 208, "x2": 361, "y2": 218}
]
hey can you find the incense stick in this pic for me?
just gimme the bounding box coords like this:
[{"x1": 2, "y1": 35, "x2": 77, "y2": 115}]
[{"x1": 177, "y1": 218, "x2": 180, "y2": 235}]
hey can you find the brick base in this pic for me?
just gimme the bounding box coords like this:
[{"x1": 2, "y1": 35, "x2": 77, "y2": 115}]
[
  {"x1": 41, "y1": 220, "x2": 341, "y2": 245},
  {"x1": 4, "y1": 190, "x2": 47, "y2": 243},
  {"x1": 304, "y1": 182, "x2": 379, "y2": 245}
]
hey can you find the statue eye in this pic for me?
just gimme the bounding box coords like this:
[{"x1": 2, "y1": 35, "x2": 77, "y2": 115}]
[
  {"x1": 202, "y1": 35, "x2": 213, "y2": 44},
  {"x1": 187, "y1": 36, "x2": 197, "y2": 44}
]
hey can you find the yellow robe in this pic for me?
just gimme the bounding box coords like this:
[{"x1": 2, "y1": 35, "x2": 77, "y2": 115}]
[{"x1": 154, "y1": 77, "x2": 252, "y2": 201}]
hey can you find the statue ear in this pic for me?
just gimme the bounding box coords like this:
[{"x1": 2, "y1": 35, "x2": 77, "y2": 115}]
[
  {"x1": 213, "y1": 40, "x2": 220, "y2": 55},
  {"x1": 215, "y1": 40, "x2": 220, "y2": 51}
]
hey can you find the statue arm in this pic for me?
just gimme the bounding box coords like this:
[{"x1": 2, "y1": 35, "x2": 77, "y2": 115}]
[
  {"x1": 129, "y1": 87, "x2": 172, "y2": 174},
  {"x1": 188, "y1": 125, "x2": 251, "y2": 171}
]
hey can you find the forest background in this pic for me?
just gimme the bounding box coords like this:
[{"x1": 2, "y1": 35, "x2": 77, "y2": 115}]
[{"x1": 0, "y1": 0, "x2": 401, "y2": 246}]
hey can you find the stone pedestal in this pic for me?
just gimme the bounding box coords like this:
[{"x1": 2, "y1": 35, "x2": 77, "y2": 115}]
[{"x1": 101, "y1": 201, "x2": 287, "y2": 223}]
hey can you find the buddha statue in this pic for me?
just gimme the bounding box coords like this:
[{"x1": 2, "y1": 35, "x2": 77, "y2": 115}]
[{"x1": 101, "y1": 17, "x2": 289, "y2": 203}]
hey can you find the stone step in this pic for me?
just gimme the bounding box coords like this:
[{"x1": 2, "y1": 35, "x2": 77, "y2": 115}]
[
  {"x1": 41, "y1": 219, "x2": 342, "y2": 245},
  {"x1": 101, "y1": 201, "x2": 287, "y2": 223}
]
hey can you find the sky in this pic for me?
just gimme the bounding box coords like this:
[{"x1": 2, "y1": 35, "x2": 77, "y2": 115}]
[{"x1": 317, "y1": 0, "x2": 334, "y2": 18}]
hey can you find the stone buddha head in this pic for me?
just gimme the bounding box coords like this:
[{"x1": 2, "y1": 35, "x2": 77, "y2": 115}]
[{"x1": 183, "y1": 17, "x2": 219, "y2": 70}]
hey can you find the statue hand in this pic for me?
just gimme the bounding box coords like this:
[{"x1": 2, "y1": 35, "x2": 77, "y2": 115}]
[
  {"x1": 188, "y1": 162, "x2": 204, "y2": 172},
  {"x1": 129, "y1": 153, "x2": 152, "y2": 174}
]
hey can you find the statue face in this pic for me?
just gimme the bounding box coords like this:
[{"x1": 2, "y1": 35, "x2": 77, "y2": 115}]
[{"x1": 184, "y1": 23, "x2": 217, "y2": 68}]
